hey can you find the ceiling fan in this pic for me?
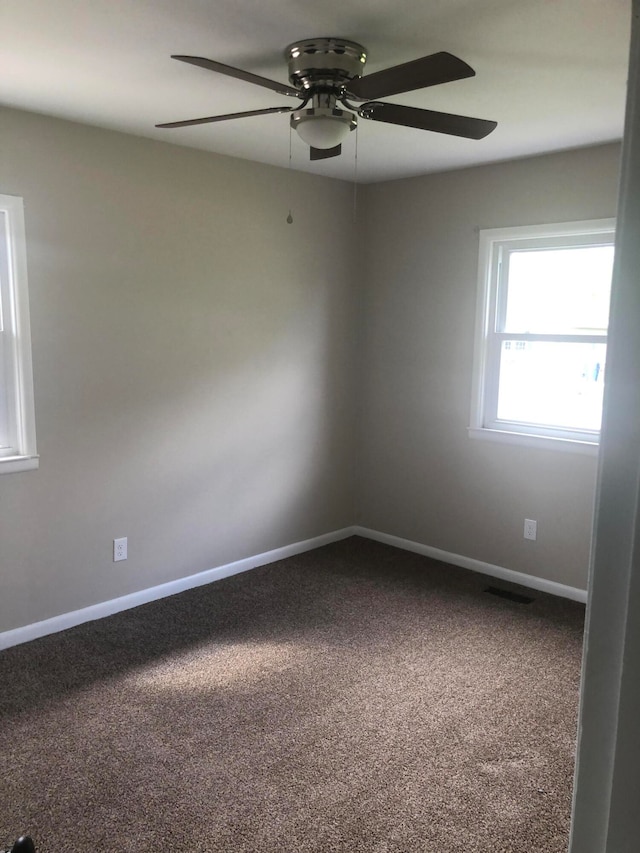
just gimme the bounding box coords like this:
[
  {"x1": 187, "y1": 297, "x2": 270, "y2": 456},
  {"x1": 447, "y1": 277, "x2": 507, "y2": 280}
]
[{"x1": 156, "y1": 37, "x2": 497, "y2": 160}]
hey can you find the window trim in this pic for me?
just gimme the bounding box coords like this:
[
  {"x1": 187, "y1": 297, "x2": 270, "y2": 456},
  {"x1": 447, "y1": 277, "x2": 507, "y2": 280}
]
[
  {"x1": 0, "y1": 193, "x2": 38, "y2": 473},
  {"x1": 469, "y1": 218, "x2": 615, "y2": 454}
]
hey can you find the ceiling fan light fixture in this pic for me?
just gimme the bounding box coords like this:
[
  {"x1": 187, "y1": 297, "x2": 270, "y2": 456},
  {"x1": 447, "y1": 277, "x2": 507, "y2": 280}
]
[{"x1": 291, "y1": 107, "x2": 356, "y2": 149}]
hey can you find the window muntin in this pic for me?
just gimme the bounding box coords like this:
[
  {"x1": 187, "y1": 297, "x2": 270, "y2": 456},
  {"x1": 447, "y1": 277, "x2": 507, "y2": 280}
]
[
  {"x1": 0, "y1": 194, "x2": 38, "y2": 473},
  {"x1": 470, "y1": 219, "x2": 615, "y2": 451}
]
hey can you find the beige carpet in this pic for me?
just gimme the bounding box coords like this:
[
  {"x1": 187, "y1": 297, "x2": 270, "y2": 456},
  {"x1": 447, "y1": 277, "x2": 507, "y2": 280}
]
[{"x1": 0, "y1": 537, "x2": 584, "y2": 852}]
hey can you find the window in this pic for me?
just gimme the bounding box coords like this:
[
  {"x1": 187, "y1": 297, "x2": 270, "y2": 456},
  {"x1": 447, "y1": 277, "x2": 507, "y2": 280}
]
[
  {"x1": 0, "y1": 194, "x2": 38, "y2": 473},
  {"x1": 470, "y1": 219, "x2": 615, "y2": 452}
]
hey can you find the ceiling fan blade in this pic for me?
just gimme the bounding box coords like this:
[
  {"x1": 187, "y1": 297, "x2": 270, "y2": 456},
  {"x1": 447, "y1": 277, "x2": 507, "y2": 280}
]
[
  {"x1": 310, "y1": 145, "x2": 342, "y2": 161},
  {"x1": 171, "y1": 55, "x2": 301, "y2": 98},
  {"x1": 359, "y1": 102, "x2": 497, "y2": 139},
  {"x1": 346, "y1": 51, "x2": 475, "y2": 101},
  {"x1": 156, "y1": 106, "x2": 294, "y2": 129}
]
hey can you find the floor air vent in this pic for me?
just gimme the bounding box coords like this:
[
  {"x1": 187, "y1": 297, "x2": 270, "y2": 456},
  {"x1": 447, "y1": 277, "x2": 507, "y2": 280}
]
[{"x1": 485, "y1": 586, "x2": 535, "y2": 604}]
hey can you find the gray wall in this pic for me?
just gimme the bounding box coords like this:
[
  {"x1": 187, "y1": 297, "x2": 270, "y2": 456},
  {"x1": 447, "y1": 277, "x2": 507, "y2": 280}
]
[
  {"x1": 0, "y1": 107, "x2": 358, "y2": 632},
  {"x1": 357, "y1": 143, "x2": 621, "y2": 590}
]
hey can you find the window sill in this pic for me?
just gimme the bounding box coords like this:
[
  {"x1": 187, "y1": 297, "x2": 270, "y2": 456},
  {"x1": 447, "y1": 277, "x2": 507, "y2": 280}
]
[
  {"x1": 468, "y1": 427, "x2": 598, "y2": 456},
  {"x1": 0, "y1": 454, "x2": 40, "y2": 474}
]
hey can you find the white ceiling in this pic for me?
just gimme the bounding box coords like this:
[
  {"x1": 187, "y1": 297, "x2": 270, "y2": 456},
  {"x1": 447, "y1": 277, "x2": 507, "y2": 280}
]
[{"x1": 0, "y1": 0, "x2": 631, "y2": 183}]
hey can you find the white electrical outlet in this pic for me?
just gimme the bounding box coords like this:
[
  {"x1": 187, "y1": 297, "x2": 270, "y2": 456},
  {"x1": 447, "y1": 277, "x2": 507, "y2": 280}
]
[
  {"x1": 113, "y1": 537, "x2": 128, "y2": 562},
  {"x1": 524, "y1": 519, "x2": 537, "y2": 541}
]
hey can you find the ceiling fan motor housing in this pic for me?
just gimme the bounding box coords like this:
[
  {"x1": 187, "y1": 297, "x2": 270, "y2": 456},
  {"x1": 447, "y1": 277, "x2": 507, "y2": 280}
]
[{"x1": 285, "y1": 38, "x2": 367, "y2": 93}]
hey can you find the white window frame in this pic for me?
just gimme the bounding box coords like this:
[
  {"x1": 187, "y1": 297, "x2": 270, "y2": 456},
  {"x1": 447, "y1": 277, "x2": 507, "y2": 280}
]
[
  {"x1": 0, "y1": 193, "x2": 38, "y2": 473},
  {"x1": 469, "y1": 218, "x2": 615, "y2": 455}
]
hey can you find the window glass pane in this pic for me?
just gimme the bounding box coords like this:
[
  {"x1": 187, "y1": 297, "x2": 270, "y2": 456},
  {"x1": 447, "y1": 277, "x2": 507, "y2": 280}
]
[
  {"x1": 496, "y1": 341, "x2": 606, "y2": 432},
  {"x1": 0, "y1": 210, "x2": 9, "y2": 447},
  {"x1": 503, "y1": 246, "x2": 614, "y2": 334},
  {"x1": 0, "y1": 210, "x2": 6, "y2": 332}
]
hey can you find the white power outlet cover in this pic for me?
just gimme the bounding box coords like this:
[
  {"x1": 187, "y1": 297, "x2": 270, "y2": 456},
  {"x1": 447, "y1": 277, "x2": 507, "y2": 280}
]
[
  {"x1": 113, "y1": 537, "x2": 128, "y2": 561},
  {"x1": 524, "y1": 519, "x2": 537, "y2": 541}
]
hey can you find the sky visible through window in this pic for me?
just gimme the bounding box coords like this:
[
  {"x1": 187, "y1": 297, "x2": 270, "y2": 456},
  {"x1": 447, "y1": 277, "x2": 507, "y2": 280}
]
[{"x1": 497, "y1": 245, "x2": 614, "y2": 432}]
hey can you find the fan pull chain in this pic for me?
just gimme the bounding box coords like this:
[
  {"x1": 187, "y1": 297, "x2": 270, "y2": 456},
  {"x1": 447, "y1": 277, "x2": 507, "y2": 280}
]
[
  {"x1": 353, "y1": 122, "x2": 359, "y2": 222},
  {"x1": 287, "y1": 124, "x2": 294, "y2": 224}
]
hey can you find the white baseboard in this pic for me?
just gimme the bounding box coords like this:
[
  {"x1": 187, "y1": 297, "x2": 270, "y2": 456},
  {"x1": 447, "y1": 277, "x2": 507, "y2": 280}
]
[
  {"x1": 0, "y1": 527, "x2": 357, "y2": 651},
  {"x1": 353, "y1": 526, "x2": 588, "y2": 604},
  {"x1": 1, "y1": 524, "x2": 587, "y2": 651}
]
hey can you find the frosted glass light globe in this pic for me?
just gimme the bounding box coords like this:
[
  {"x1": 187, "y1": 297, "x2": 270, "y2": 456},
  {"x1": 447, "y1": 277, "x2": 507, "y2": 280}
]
[{"x1": 295, "y1": 116, "x2": 352, "y2": 149}]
